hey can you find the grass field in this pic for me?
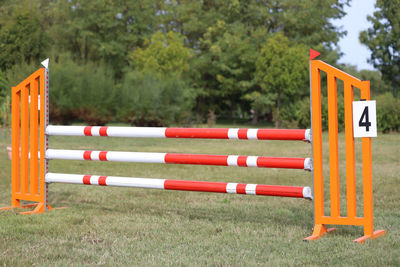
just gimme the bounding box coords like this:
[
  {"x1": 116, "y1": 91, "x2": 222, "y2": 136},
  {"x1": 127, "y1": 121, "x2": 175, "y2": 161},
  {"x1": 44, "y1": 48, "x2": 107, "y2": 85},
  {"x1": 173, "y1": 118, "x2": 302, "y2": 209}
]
[{"x1": 0, "y1": 126, "x2": 399, "y2": 266}]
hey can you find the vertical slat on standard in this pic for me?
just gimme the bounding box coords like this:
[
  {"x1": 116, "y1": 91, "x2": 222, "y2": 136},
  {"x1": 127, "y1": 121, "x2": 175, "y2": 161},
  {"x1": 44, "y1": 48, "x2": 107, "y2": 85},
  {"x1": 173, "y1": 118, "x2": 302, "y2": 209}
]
[
  {"x1": 344, "y1": 81, "x2": 356, "y2": 218},
  {"x1": 20, "y1": 84, "x2": 30, "y2": 195},
  {"x1": 360, "y1": 81, "x2": 373, "y2": 235},
  {"x1": 311, "y1": 61, "x2": 324, "y2": 221},
  {"x1": 11, "y1": 88, "x2": 21, "y2": 206},
  {"x1": 327, "y1": 74, "x2": 340, "y2": 217},
  {"x1": 39, "y1": 68, "x2": 47, "y2": 209},
  {"x1": 30, "y1": 77, "x2": 39, "y2": 195}
]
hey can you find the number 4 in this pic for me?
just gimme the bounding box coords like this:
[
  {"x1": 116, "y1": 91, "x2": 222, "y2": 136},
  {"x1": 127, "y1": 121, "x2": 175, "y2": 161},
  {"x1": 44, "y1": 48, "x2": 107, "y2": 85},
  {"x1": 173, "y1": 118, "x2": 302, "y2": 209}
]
[{"x1": 359, "y1": 106, "x2": 371, "y2": 132}]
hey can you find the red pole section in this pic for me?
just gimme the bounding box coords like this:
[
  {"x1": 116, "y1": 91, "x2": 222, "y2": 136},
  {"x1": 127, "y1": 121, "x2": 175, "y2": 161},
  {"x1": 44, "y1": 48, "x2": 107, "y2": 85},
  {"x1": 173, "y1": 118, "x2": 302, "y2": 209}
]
[
  {"x1": 165, "y1": 128, "x2": 310, "y2": 141},
  {"x1": 163, "y1": 180, "x2": 307, "y2": 198},
  {"x1": 46, "y1": 126, "x2": 311, "y2": 142},
  {"x1": 46, "y1": 149, "x2": 312, "y2": 170},
  {"x1": 45, "y1": 172, "x2": 313, "y2": 199}
]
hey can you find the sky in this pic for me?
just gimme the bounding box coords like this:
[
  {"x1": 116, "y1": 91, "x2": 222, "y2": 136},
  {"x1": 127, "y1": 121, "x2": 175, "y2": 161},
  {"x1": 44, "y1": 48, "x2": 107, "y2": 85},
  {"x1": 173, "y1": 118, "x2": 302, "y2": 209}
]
[{"x1": 332, "y1": 0, "x2": 376, "y2": 70}]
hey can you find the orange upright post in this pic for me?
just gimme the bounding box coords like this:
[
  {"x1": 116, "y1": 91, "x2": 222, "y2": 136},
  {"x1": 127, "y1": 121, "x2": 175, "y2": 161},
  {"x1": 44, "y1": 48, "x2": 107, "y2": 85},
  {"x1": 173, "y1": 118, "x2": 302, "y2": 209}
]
[
  {"x1": 0, "y1": 60, "x2": 51, "y2": 214},
  {"x1": 305, "y1": 55, "x2": 385, "y2": 243}
]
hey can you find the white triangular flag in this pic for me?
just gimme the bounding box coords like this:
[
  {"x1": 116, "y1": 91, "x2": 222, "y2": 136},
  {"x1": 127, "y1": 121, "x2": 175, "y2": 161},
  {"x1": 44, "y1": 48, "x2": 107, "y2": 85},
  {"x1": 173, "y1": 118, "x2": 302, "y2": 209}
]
[{"x1": 41, "y1": 58, "x2": 49, "y2": 68}]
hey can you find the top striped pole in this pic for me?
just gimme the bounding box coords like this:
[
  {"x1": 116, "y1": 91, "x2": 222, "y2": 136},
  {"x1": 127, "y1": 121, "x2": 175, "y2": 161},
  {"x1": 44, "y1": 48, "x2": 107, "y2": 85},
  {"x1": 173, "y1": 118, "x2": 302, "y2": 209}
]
[{"x1": 46, "y1": 126, "x2": 311, "y2": 141}]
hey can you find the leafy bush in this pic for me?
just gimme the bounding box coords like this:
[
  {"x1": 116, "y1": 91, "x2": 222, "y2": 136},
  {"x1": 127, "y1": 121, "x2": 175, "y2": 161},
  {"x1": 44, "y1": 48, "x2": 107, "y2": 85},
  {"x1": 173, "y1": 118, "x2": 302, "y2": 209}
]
[
  {"x1": 1, "y1": 61, "x2": 42, "y2": 128},
  {"x1": 0, "y1": 70, "x2": 9, "y2": 128},
  {"x1": 281, "y1": 93, "x2": 400, "y2": 133},
  {"x1": 50, "y1": 56, "x2": 116, "y2": 125},
  {"x1": 280, "y1": 95, "x2": 345, "y2": 131},
  {"x1": 0, "y1": 71, "x2": 8, "y2": 98},
  {"x1": 375, "y1": 93, "x2": 400, "y2": 133},
  {"x1": 0, "y1": 95, "x2": 10, "y2": 128},
  {"x1": 279, "y1": 97, "x2": 310, "y2": 129},
  {"x1": 119, "y1": 70, "x2": 194, "y2": 126},
  {"x1": 4, "y1": 61, "x2": 37, "y2": 88}
]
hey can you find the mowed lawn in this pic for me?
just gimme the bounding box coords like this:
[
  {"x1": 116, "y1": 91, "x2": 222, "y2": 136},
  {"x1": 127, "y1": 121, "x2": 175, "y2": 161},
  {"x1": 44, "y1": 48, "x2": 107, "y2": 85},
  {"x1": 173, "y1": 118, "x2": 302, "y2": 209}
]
[{"x1": 0, "y1": 126, "x2": 399, "y2": 266}]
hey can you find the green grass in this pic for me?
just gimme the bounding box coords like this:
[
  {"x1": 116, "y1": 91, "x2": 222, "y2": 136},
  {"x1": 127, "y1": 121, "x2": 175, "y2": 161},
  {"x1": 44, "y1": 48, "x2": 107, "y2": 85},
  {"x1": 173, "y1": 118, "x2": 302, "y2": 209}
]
[{"x1": 0, "y1": 126, "x2": 399, "y2": 266}]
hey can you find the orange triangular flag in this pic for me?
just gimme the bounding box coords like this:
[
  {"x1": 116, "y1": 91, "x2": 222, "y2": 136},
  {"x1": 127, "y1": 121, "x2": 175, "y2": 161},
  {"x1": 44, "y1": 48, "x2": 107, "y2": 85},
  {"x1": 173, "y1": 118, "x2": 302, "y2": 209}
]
[{"x1": 310, "y1": 49, "x2": 320, "y2": 60}]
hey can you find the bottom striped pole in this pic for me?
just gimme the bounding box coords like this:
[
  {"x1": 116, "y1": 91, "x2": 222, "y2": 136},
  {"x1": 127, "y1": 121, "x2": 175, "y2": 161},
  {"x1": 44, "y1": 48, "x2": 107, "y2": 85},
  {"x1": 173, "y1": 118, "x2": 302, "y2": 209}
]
[{"x1": 46, "y1": 173, "x2": 312, "y2": 199}]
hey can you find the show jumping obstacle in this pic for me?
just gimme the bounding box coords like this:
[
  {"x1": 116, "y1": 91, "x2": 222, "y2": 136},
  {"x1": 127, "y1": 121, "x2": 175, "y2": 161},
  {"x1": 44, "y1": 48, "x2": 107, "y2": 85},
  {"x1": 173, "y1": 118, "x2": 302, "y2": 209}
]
[{"x1": 1, "y1": 51, "x2": 385, "y2": 243}]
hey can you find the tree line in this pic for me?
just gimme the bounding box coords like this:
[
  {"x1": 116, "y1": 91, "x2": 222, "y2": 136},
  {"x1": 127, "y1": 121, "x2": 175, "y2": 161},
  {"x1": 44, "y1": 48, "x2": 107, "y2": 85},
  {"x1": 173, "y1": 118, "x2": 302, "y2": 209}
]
[{"x1": 0, "y1": 0, "x2": 398, "y2": 132}]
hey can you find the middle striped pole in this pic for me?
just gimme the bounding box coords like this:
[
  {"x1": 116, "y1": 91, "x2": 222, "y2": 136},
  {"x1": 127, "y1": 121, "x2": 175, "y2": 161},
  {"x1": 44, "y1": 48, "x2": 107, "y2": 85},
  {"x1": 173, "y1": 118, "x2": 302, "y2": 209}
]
[{"x1": 46, "y1": 149, "x2": 312, "y2": 170}]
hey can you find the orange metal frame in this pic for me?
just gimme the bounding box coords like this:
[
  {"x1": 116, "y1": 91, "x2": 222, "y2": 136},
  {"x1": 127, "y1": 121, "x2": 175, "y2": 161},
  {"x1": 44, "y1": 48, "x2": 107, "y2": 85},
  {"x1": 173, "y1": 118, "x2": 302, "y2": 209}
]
[
  {"x1": 0, "y1": 68, "x2": 52, "y2": 214},
  {"x1": 305, "y1": 60, "x2": 385, "y2": 243}
]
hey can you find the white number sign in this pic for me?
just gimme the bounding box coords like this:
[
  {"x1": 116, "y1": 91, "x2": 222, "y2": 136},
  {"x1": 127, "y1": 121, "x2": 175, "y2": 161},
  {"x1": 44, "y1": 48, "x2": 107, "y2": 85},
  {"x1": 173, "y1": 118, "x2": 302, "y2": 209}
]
[{"x1": 352, "y1": 100, "x2": 377, "y2": 138}]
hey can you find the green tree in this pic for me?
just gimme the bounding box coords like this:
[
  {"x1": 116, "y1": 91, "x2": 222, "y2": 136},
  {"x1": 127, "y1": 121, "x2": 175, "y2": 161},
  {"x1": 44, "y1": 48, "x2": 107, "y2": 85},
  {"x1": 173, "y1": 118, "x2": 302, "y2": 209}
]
[
  {"x1": 195, "y1": 21, "x2": 265, "y2": 117},
  {"x1": 278, "y1": 0, "x2": 349, "y2": 59},
  {"x1": 253, "y1": 33, "x2": 308, "y2": 127},
  {"x1": 161, "y1": 0, "x2": 348, "y2": 55},
  {"x1": 0, "y1": 2, "x2": 49, "y2": 71},
  {"x1": 0, "y1": 0, "x2": 352, "y2": 126},
  {"x1": 160, "y1": 0, "x2": 349, "y2": 119},
  {"x1": 129, "y1": 31, "x2": 193, "y2": 75},
  {"x1": 360, "y1": 0, "x2": 400, "y2": 97},
  {"x1": 49, "y1": 0, "x2": 161, "y2": 77},
  {"x1": 120, "y1": 31, "x2": 195, "y2": 126}
]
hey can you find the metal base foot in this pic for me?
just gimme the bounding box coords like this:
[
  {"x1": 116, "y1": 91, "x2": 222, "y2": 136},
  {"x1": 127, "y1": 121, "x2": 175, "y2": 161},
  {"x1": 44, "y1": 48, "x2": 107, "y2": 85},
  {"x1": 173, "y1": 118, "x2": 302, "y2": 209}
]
[
  {"x1": 0, "y1": 203, "x2": 67, "y2": 214},
  {"x1": 304, "y1": 224, "x2": 386, "y2": 243},
  {"x1": 304, "y1": 224, "x2": 337, "y2": 241},
  {"x1": 0, "y1": 203, "x2": 38, "y2": 210},
  {"x1": 353, "y1": 230, "x2": 386, "y2": 243}
]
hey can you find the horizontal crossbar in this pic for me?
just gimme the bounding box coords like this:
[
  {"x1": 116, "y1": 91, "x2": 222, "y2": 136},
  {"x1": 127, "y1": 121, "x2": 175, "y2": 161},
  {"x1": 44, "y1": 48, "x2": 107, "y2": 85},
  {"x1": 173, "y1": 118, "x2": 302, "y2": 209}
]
[
  {"x1": 46, "y1": 173, "x2": 313, "y2": 199},
  {"x1": 46, "y1": 126, "x2": 311, "y2": 141},
  {"x1": 46, "y1": 149, "x2": 312, "y2": 170}
]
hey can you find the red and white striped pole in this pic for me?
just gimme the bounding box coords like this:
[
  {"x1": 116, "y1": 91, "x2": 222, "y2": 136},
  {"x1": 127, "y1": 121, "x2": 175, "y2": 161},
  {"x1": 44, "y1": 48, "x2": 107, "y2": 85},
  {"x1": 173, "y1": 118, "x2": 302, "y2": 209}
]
[
  {"x1": 46, "y1": 126, "x2": 311, "y2": 142},
  {"x1": 45, "y1": 172, "x2": 313, "y2": 199},
  {"x1": 46, "y1": 149, "x2": 312, "y2": 170}
]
